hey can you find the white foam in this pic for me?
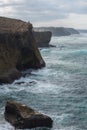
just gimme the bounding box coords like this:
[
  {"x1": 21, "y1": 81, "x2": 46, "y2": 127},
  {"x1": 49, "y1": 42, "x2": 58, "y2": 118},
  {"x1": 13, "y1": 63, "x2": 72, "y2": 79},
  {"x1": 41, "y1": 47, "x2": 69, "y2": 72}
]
[{"x1": 0, "y1": 120, "x2": 14, "y2": 130}]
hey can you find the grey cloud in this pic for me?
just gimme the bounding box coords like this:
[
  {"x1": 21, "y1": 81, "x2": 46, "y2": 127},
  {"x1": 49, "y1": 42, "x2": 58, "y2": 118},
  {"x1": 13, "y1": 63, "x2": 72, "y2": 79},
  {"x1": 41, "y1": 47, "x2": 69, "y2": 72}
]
[{"x1": 0, "y1": 0, "x2": 87, "y2": 23}]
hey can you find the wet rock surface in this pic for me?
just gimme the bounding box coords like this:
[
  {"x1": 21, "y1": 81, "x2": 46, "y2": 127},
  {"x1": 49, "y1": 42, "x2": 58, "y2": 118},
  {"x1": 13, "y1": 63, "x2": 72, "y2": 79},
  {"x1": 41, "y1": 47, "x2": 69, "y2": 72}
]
[{"x1": 5, "y1": 100, "x2": 53, "y2": 129}]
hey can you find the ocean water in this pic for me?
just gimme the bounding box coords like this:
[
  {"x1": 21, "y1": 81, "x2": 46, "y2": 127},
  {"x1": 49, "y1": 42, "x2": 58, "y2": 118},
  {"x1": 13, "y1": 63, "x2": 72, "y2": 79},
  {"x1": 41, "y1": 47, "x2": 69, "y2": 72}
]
[{"x1": 0, "y1": 33, "x2": 87, "y2": 130}]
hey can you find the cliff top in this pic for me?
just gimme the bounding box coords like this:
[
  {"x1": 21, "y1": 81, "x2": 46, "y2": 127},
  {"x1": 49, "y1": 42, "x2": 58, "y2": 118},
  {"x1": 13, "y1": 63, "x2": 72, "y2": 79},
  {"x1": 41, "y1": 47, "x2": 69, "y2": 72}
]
[{"x1": 0, "y1": 17, "x2": 32, "y2": 33}]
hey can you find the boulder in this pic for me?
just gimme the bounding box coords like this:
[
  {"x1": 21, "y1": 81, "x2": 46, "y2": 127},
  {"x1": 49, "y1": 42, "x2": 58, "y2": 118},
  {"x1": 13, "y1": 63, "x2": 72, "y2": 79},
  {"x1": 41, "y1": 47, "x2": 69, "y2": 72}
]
[
  {"x1": 5, "y1": 100, "x2": 53, "y2": 129},
  {"x1": 0, "y1": 17, "x2": 45, "y2": 83},
  {"x1": 33, "y1": 31, "x2": 52, "y2": 47}
]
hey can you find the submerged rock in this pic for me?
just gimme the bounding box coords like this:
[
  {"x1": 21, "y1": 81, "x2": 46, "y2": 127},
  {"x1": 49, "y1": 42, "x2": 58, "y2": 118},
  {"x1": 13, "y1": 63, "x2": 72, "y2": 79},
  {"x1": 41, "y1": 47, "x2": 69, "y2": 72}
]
[
  {"x1": 5, "y1": 101, "x2": 53, "y2": 129},
  {"x1": 0, "y1": 17, "x2": 45, "y2": 83}
]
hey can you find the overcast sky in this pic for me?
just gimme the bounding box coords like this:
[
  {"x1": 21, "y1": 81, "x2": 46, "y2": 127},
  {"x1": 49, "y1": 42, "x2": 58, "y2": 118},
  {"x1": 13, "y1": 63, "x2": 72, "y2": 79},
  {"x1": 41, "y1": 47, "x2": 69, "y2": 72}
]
[{"x1": 0, "y1": 0, "x2": 87, "y2": 29}]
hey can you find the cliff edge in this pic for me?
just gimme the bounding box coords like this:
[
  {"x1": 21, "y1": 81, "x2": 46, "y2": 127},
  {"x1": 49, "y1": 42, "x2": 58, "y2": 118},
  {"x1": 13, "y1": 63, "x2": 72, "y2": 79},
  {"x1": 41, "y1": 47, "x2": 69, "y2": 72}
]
[{"x1": 0, "y1": 17, "x2": 45, "y2": 83}]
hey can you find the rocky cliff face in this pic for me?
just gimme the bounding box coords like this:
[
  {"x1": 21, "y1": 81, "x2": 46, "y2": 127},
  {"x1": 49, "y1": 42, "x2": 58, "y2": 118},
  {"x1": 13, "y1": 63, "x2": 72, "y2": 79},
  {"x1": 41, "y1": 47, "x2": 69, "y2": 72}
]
[
  {"x1": 0, "y1": 17, "x2": 45, "y2": 83},
  {"x1": 0, "y1": 40, "x2": 21, "y2": 83},
  {"x1": 33, "y1": 31, "x2": 52, "y2": 47}
]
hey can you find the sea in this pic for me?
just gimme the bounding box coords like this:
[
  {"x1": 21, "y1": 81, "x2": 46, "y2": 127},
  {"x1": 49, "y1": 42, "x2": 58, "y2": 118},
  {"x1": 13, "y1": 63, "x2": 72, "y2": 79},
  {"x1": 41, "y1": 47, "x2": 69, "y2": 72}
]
[{"x1": 0, "y1": 32, "x2": 87, "y2": 130}]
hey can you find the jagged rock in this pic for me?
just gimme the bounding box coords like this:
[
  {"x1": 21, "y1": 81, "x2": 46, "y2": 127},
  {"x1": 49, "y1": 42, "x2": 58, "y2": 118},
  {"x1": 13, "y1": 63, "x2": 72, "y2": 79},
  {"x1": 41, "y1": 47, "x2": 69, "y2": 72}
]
[
  {"x1": 5, "y1": 100, "x2": 53, "y2": 129},
  {"x1": 15, "y1": 81, "x2": 36, "y2": 85},
  {"x1": 0, "y1": 17, "x2": 45, "y2": 83},
  {"x1": 33, "y1": 31, "x2": 52, "y2": 47}
]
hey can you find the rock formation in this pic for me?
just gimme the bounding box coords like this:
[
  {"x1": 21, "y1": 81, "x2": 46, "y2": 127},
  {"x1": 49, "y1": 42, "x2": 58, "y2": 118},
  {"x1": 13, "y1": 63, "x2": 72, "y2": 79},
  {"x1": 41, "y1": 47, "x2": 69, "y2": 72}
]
[
  {"x1": 34, "y1": 27, "x2": 79, "y2": 36},
  {"x1": 33, "y1": 31, "x2": 52, "y2": 47},
  {"x1": 0, "y1": 17, "x2": 45, "y2": 83},
  {"x1": 5, "y1": 100, "x2": 53, "y2": 129}
]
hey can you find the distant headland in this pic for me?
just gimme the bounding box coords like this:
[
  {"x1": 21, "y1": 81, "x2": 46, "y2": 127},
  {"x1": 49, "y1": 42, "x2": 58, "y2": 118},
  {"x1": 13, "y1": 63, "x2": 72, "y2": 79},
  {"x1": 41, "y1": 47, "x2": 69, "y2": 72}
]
[{"x1": 34, "y1": 27, "x2": 79, "y2": 36}]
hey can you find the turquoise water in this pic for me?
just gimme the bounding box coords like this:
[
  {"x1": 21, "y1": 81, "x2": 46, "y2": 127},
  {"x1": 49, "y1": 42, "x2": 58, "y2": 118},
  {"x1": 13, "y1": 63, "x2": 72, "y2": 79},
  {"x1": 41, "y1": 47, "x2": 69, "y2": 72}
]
[{"x1": 0, "y1": 33, "x2": 87, "y2": 130}]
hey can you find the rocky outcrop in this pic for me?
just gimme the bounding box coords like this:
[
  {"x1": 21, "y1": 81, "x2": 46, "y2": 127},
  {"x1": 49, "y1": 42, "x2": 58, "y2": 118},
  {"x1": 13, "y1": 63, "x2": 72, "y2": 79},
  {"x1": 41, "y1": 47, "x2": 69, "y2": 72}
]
[
  {"x1": 33, "y1": 31, "x2": 52, "y2": 47},
  {"x1": 0, "y1": 35, "x2": 21, "y2": 83},
  {"x1": 0, "y1": 17, "x2": 45, "y2": 83},
  {"x1": 5, "y1": 100, "x2": 53, "y2": 129},
  {"x1": 34, "y1": 27, "x2": 79, "y2": 36}
]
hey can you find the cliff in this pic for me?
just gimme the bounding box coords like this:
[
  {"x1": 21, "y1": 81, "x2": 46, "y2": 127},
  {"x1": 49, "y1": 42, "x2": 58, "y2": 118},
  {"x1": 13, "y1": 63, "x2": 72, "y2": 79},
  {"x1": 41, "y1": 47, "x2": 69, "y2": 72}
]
[
  {"x1": 34, "y1": 27, "x2": 79, "y2": 36},
  {"x1": 0, "y1": 17, "x2": 45, "y2": 83},
  {"x1": 33, "y1": 31, "x2": 52, "y2": 47}
]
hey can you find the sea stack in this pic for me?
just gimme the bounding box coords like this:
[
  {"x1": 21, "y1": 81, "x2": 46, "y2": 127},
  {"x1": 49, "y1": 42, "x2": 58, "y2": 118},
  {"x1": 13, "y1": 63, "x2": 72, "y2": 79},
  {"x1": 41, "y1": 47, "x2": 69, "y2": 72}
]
[{"x1": 33, "y1": 31, "x2": 52, "y2": 47}]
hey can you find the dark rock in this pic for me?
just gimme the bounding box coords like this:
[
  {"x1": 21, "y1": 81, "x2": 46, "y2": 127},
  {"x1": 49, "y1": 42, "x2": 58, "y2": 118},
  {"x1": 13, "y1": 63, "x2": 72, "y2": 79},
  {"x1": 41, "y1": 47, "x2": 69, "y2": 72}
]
[
  {"x1": 15, "y1": 81, "x2": 36, "y2": 85},
  {"x1": 14, "y1": 81, "x2": 25, "y2": 85},
  {"x1": 5, "y1": 100, "x2": 53, "y2": 129},
  {"x1": 33, "y1": 31, "x2": 52, "y2": 47},
  {"x1": 0, "y1": 17, "x2": 45, "y2": 83},
  {"x1": 0, "y1": 69, "x2": 22, "y2": 84},
  {"x1": 49, "y1": 44, "x2": 56, "y2": 47}
]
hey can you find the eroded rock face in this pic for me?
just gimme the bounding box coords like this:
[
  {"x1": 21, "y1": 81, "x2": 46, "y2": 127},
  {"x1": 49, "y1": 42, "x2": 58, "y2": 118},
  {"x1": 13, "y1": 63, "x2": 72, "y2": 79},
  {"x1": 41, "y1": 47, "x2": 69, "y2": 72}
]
[
  {"x1": 0, "y1": 40, "x2": 21, "y2": 83},
  {"x1": 5, "y1": 100, "x2": 53, "y2": 129},
  {"x1": 33, "y1": 31, "x2": 52, "y2": 47},
  {"x1": 0, "y1": 17, "x2": 45, "y2": 83}
]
